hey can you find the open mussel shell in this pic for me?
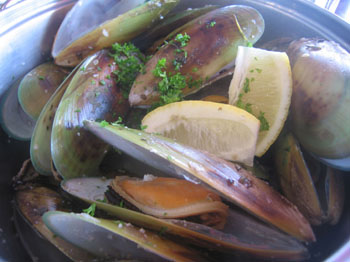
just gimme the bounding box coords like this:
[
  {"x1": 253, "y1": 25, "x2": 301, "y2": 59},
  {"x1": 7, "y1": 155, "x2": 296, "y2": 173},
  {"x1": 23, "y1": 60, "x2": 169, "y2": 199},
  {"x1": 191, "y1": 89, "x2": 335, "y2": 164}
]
[
  {"x1": 62, "y1": 177, "x2": 309, "y2": 261},
  {"x1": 51, "y1": 50, "x2": 129, "y2": 179},
  {"x1": 0, "y1": 79, "x2": 36, "y2": 141},
  {"x1": 274, "y1": 132, "x2": 345, "y2": 226},
  {"x1": 43, "y1": 211, "x2": 209, "y2": 262},
  {"x1": 129, "y1": 5, "x2": 265, "y2": 107},
  {"x1": 84, "y1": 121, "x2": 315, "y2": 243},
  {"x1": 18, "y1": 62, "x2": 69, "y2": 120},
  {"x1": 14, "y1": 186, "x2": 98, "y2": 262},
  {"x1": 30, "y1": 64, "x2": 81, "y2": 175},
  {"x1": 53, "y1": 0, "x2": 179, "y2": 67},
  {"x1": 286, "y1": 38, "x2": 350, "y2": 161}
]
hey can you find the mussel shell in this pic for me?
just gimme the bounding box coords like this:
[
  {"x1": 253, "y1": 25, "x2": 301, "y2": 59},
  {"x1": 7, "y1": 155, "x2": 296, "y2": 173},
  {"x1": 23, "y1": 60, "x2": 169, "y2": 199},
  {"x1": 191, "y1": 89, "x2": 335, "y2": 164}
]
[
  {"x1": 274, "y1": 131, "x2": 324, "y2": 225},
  {"x1": 51, "y1": 50, "x2": 129, "y2": 179},
  {"x1": 133, "y1": 5, "x2": 218, "y2": 52},
  {"x1": 287, "y1": 38, "x2": 350, "y2": 160},
  {"x1": 53, "y1": 0, "x2": 180, "y2": 66},
  {"x1": 109, "y1": 175, "x2": 229, "y2": 229},
  {"x1": 0, "y1": 79, "x2": 36, "y2": 141},
  {"x1": 14, "y1": 186, "x2": 98, "y2": 262},
  {"x1": 18, "y1": 62, "x2": 69, "y2": 120},
  {"x1": 62, "y1": 177, "x2": 309, "y2": 261},
  {"x1": 274, "y1": 131, "x2": 345, "y2": 226},
  {"x1": 129, "y1": 5, "x2": 265, "y2": 107},
  {"x1": 43, "y1": 211, "x2": 209, "y2": 262},
  {"x1": 84, "y1": 121, "x2": 315, "y2": 242},
  {"x1": 31, "y1": 64, "x2": 80, "y2": 175}
]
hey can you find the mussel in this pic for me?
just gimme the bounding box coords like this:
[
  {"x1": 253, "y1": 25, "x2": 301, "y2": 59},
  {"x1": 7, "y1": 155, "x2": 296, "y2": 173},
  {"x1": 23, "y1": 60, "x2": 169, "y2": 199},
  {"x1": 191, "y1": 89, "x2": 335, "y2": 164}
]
[
  {"x1": 62, "y1": 176, "x2": 309, "y2": 261},
  {"x1": 129, "y1": 5, "x2": 265, "y2": 107},
  {"x1": 18, "y1": 62, "x2": 69, "y2": 120},
  {"x1": 51, "y1": 49, "x2": 130, "y2": 179},
  {"x1": 0, "y1": 79, "x2": 36, "y2": 140},
  {"x1": 274, "y1": 131, "x2": 345, "y2": 226},
  {"x1": 287, "y1": 38, "x2": 350, "y2": 169},
  {"x1": 84, "y1": 121, "x2": 315, "y2": 243},
  {"x1": 53, "y1": 0, "x2": 180, "y2": 67},
  {"x1": 108, "y1": 175, "x2": 229, "y2": 229}
]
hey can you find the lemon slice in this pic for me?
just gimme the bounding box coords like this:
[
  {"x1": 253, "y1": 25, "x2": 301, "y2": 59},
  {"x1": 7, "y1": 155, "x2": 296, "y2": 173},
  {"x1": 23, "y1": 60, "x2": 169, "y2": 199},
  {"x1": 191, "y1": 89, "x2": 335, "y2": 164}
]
[
  {"x1": 141, "y1": 101, "x2": 260, "y2": 166},
  {"x1": 229, "y1": 46, "x2": 292, "y2": 157}
]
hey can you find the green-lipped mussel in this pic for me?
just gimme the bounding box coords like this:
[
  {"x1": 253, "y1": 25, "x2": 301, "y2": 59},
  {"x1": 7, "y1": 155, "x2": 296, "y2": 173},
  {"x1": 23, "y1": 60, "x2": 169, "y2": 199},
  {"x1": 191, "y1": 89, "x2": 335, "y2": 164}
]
[
  {"x1": 287, "y1": 38, "x2": 350, "y2": 170},
  {"x1": 53, "y1": 0, "x2": 180, "y2": 67},
  {"x1": 0, "y1": 79, "x2": 36, "y2": 140},
  {"x1": 51, "y1": 49, "x2": 130, "y2": 179},
  {"x1": 274, "y1": 131, "x2": 345, "y2": 226},
  {"x1": 128, "y1": 5, "x2": 265, "y2": 107},
  {"x1": 18, "y1": 62, "x2": 69, "y2": 120}
]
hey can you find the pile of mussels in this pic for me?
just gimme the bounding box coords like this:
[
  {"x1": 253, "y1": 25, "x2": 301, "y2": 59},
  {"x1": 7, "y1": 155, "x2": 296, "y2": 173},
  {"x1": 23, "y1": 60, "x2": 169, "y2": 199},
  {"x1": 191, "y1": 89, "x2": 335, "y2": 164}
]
[{"x1": 2, "y1": 0, "x2": 349, "y2": 261}]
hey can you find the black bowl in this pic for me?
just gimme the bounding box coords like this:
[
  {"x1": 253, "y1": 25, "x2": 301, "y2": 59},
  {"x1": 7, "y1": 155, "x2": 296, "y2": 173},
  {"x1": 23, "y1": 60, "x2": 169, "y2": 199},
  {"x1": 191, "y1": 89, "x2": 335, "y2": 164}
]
[{"x1": 0, "y1": 0, "x2": 349, "y2": 261}]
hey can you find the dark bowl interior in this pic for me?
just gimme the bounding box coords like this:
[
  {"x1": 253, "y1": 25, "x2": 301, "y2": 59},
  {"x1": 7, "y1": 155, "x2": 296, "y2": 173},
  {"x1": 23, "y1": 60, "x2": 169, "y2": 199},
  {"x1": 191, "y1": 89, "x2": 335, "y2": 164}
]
[{"x1": 0, "y1": 0, "x2": 349, "y2": 261}]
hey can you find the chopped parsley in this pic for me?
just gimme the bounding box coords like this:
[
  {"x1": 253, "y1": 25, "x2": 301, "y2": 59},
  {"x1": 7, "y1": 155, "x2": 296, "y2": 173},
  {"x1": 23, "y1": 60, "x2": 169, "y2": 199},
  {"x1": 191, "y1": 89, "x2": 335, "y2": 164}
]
[
  {"x1": 174, "y1": 33, "x2": 190, "y2": 47},
  {"x1": 140, "y1": 124, "x2": 148, "y2": 131},
  {"x1": 97, "y1": 66, "x2": 102, "y2": 71},
  {"x1": 151, "y1": 58, "x2": 187, "y2": 109},
  {"x1": 38, "y1": 76, "x2": 45, "y2": 80},
  {"x1": 243, "y1": 78, "x2": 250, "y2": 93},
  {"x1": 100, "y1": 120, "x2": 109, "y2": 127},
  {"x1": 74, "y1": 109, "x2": 81, "y2": 113},
  {"x1": 111, "y1": 116, "x2": 124, "y2": 127},
  {"x1": 258, "y1": 111, "x2": 269, "y2": 131},
  {"x1": 91, "y1": 80, "x2": 96, "y2": 85},
  {"x1": 110, "y1": 42, "x2": 147, "y2": 98},
  {"x1": 99, "y1": 80, "x2": 106, "y2": 86},
  {"x1": 207, "y1": 21, "x2": 216, "y2": 28},
  {"x1": 192, "y1": 67, "x2": 198, "y2": 72},
  {"x1": 82, "y1": 203, "x2": 96, "y2": 216},
  {"x1": 255, "y1": 68, "x2": 262, "y2": 73}
]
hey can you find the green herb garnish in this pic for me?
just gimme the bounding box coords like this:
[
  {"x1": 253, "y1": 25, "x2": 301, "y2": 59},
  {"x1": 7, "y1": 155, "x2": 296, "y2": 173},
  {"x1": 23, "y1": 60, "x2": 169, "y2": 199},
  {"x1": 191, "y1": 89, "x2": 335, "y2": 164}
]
[
  {"x1": 174, "y1": 33, "x2": 190, "y2": 47},
  {"x1": 38, "y1": 76, "x2": 45, "y2": 80},
  {"x1": 243, "y1": 78, "x2": 250, "y2": 93},
  {"x1": 74, "y1": 109, "x2": 81, "y2": 113},
  {"x1": 140, "y1": 124, "x2": 148, "y2": 131},
  {"x1": 82, "y1": 203, "x2": 96, "y2": 216},
  {"x1": 100, "y1": 120, "x2": 109, "y2": 127},
  {"x1": 99, "y1": 80, "x2": 106, "y2": 86},
  {"x1": 207, "y1": 21, "x2": 216, "y2": 28},
  {"x1": 110, "y1": 42, "x2": 146, "y2": 96},
  {"x1": 258, "y1": 111, "x2": 269, "y2": 131}
]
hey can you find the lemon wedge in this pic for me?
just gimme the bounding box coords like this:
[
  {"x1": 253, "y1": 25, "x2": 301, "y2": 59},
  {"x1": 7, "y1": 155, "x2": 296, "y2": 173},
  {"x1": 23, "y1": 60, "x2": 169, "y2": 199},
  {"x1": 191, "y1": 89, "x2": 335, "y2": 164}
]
[
  {"x1": 141, "y1": 101, "x2": 260, "y2": 166},
  {"x1": 229, "y1": 46, "x2": 292, "y2": 157}
]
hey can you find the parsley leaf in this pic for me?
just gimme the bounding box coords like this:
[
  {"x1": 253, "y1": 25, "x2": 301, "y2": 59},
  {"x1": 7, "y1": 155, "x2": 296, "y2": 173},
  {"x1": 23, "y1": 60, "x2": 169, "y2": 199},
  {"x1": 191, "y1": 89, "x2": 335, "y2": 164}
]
[
  {"x1": 258, "y1": 111, "x2": 270, "y2": 131},
  {"x1": 82, "y1": 203, "x2": 96, "y2": 216},
  {"x1": 100, "y1": 120, "x2": 109, "y2": 127},
  {"x1": 110, "y1": 43, "x2": 146, "y2": 97}
]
